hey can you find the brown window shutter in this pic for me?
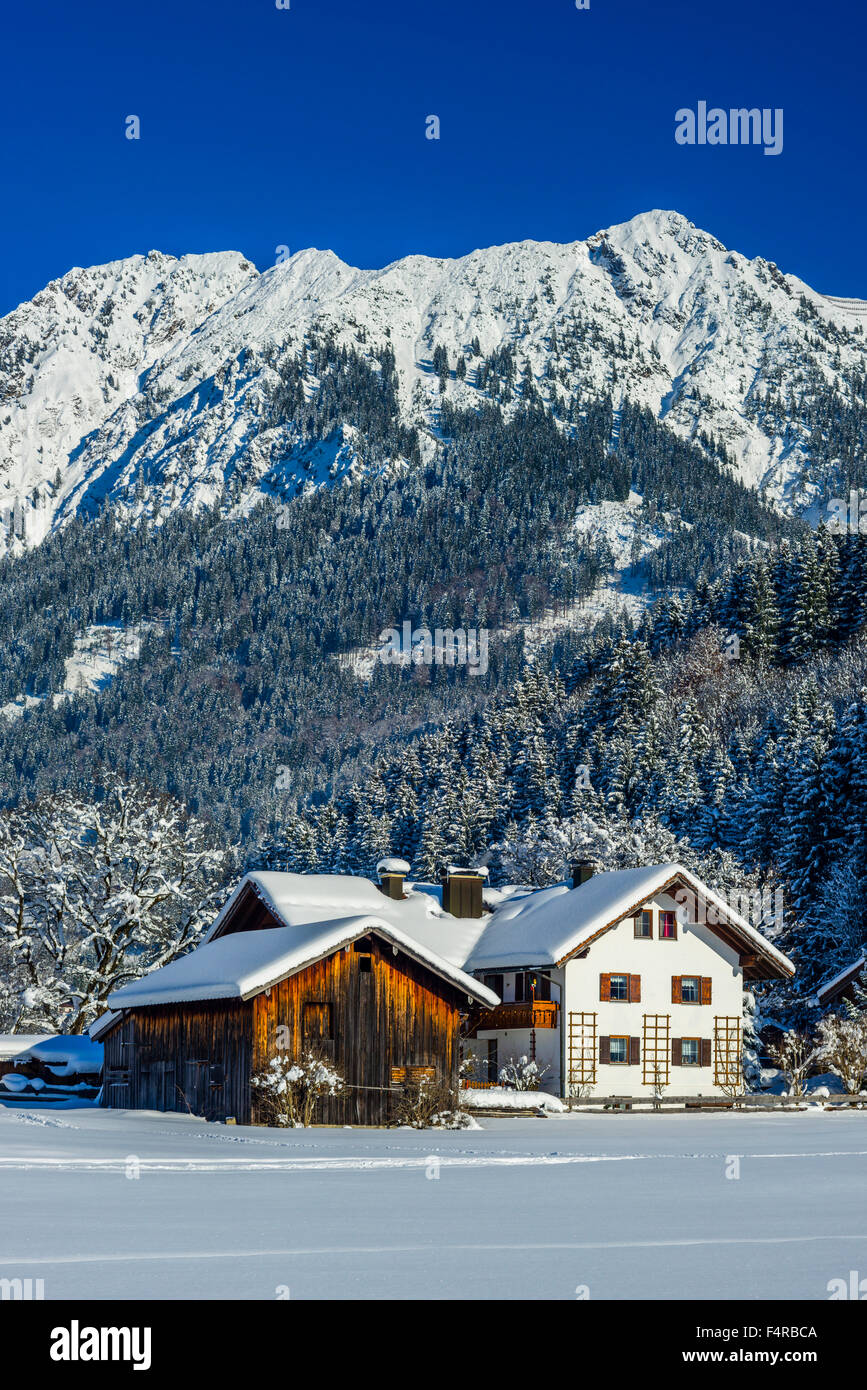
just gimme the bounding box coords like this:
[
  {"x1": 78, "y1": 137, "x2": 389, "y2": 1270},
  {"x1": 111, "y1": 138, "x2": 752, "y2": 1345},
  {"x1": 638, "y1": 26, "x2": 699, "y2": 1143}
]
[
  {"x1": 629, "y1": 974, "x2": 641, "y2": 1003},
  {"x1": 599, "y1": 1036, "x2": 611, "y2": 1064},
  {"x1": 629, "y1": 1036, "x2": 640, "y2": 1066},
  {"x1": 701, "y1": 1038, "x2": 712, "y2": 1067},
  {"x1": 600, "y1": 974, "x2": 611, "y2": 1002},
  {"x1": 701, "y1": 977, "x2": 712, "y2": 1005},
  {"x1": 672, "y1": 976, "x2": 682, "y2": 1004},
  {"x1": 672, "y1": 1038, "x2": 683, "y2": 1066}
]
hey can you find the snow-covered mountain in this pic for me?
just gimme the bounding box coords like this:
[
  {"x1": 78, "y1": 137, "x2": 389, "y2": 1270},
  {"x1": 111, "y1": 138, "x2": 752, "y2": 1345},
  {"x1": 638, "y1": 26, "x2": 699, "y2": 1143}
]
[{"x1": 1, "y1": 210, "x2": 864, "y2": 555}]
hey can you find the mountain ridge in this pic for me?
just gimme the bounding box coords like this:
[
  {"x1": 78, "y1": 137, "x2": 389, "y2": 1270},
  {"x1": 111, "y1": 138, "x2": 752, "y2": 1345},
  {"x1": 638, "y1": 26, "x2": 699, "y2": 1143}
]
[{"x1": 2, "y1": 209, "x2": 865, "y2": 557}]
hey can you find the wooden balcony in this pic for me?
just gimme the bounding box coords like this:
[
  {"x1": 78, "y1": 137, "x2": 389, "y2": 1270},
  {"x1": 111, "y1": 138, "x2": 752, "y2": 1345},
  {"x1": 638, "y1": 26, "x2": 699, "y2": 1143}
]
[{"x1": 471, "y1": 1000, "x2": 559, "y2": 1032}]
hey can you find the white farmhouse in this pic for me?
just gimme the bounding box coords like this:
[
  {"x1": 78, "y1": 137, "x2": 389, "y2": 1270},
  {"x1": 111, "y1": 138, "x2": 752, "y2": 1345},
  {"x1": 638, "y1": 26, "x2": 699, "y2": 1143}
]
[
  {"x1": 452, "y1": 862, "x2": 794, "y2": 1099},
  {"x1": 91, "y1": 861, "x2": 794, "y2": 1116}
]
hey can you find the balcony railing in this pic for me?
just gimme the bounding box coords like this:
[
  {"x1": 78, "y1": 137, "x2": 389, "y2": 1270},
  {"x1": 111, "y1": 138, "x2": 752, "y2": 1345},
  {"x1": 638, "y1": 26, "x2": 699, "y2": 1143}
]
[{"x1": 472, "y1": 1000, "x2": 559, "y2": 1031}]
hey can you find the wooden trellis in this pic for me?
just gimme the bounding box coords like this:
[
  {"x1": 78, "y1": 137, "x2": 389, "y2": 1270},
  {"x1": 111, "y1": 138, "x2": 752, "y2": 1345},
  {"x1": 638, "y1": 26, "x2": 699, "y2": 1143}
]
[
  {"x1": 714, "y1": 1016, "x2": 742, "y2": 1090},
  {"x1": 568, "y1": 1012, "x2": 598, "y2": 1090},
  {"x1": 642, "y1": 1013, "x2": 671, "y2": 1087}
]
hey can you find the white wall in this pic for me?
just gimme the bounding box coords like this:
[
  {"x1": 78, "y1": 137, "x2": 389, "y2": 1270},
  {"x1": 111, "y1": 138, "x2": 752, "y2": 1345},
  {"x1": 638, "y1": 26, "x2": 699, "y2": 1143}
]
[
  {"x1": 562, "y1": 890, "x2": 743, "y2": 1098},
  {"x1": 468, "y1": 890, "x2": 745, "y2": 1100}
]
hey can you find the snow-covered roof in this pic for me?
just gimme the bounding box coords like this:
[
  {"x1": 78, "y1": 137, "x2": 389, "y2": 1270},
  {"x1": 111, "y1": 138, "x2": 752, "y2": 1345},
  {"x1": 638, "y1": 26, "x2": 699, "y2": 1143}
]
[
  {"x1": 88, "y1": 1011, "x2": 122, "y2": 1041},
  {"x1": 204, "y1": 870, "x2": 397, "y2": 941},
  {"x1": 11, "y1": 1034, "x2": 103, "y2": 1075},
  {"x1": 376, "y1": 857, "x2": 410, "y2": 875},
  {"x1": 816, "y1": 955, "x2": 866, "y2": 1007},
  {"x1": 106, "y1": 861, "x2": 793, "y2": 1016},
  {"x1": 109, "y1": 902, "x2": 499, "y2": 1010},
  {"x1": 0, "y1": 1033, "x2": 53, "y2": 1060},
  {"x1": 463, "y1": 863, "x2": 795, "y2": 977}
]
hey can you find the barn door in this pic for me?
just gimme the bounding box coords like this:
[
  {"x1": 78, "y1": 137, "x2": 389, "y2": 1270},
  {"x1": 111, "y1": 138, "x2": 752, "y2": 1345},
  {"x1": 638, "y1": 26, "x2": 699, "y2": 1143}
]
[
  {"x1": 183, "y1": 1060, "x2": 209, "y2": 1117},
  {"x1": 141, "y1": 1059, "x2": 176, "y2": 1111},
  {"x1": 182, "y1": 1059, "x2": 228, "y2": 1120},
  {"x1": 104, "y1": 1017, "x2": 135, "y2": 1108}
]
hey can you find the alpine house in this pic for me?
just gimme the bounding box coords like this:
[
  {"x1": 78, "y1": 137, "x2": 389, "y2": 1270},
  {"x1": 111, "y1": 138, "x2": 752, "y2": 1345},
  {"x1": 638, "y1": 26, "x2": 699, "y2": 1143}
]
[{"x1": 92, "y1": 860, "x2": 794, "y2": 1122}]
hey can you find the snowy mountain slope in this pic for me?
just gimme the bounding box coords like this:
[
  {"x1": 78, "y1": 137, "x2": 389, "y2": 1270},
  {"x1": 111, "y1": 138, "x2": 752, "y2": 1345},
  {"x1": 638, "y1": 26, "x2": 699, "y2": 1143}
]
[
  {"x1": 1, "y1": 210, "x2": 864, "y2": 556},
  {"x1": 0, "y1": 250, "x2": 257, "y2": 549}
]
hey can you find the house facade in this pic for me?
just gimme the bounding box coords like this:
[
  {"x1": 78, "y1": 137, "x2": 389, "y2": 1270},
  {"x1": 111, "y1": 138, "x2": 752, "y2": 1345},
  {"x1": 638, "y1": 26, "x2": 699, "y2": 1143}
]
[
  {"x1": 462, "y1": 864, "x2": 795, "y2": 1099},
  {"x1": 90, "y1": 860, "x2": 795, "y2": 1120}
]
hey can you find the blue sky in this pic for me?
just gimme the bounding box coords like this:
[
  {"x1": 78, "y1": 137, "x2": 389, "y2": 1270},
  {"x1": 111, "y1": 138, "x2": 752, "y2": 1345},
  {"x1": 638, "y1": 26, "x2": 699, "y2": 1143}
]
[{"x1": 2, "y1": 0, "x2": 864, "y2": 314}]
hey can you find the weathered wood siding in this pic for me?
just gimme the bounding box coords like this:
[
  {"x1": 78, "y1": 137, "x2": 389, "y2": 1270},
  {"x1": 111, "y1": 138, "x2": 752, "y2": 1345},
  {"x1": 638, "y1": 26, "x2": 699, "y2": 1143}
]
[
  {"x1": 102, "y1": 999, "x2": 253, "y2": 1123},
  {"x1": 101, "y1": 929, "x2": 467, "y2": 1126},
  {"x1": 252, "y1": 934, "x2": 464, "y2": 1125}
]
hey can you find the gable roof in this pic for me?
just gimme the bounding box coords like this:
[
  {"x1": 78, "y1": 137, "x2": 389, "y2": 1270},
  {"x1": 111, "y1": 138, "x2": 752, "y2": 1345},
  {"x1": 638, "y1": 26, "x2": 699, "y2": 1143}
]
[
  {"x1": 461, "y1": 863, "x2": 795, "y2": 979},
  {"x1": 104, "y1": 860, "x2": 794, "y2": 1016},
  {"x1": 108, "y1": 898, "x2": 499, "y2": 1011},
  {"x1": 815, "y1": 955, "x2": 866, "y2": 1008}
]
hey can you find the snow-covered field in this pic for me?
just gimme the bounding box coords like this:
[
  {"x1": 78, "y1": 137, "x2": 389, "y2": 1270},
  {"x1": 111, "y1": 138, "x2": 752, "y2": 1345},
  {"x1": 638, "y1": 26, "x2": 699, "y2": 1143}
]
[{"x1": 1, "y1": 1104, "x2": 865, "y2": 1301}]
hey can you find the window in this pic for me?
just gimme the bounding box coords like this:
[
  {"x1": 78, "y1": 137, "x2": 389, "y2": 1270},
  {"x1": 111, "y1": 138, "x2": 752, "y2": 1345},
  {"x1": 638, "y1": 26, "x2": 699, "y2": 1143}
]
[
  {"x1": 515, "y1": 971, "x2": 552, "y2": 1001},
  {"x1": 358, "y1": 954, "x2": 372, "y2": 974},
  {"x1": 659, "y1": 911, "x2": 677, "y2": 939},
  {"x1": 609, "y1": 1036, "x2": 629, "y2": 1064},
  {"x1": 673, "y1": 975, "x2": 712, "y2": 1005},
  {"x1": 483, "y1": 973, "x2": 504, "y2": 997},
  {"x1": 601, "y1": 973, "x2": 641, "y2": 1002},
  {"x1": 634, "y1": 909, "x2": 653, "y2": 939},
  {"x1": 681, "y1": 1039, "x2": 701, "y2": 1066}
]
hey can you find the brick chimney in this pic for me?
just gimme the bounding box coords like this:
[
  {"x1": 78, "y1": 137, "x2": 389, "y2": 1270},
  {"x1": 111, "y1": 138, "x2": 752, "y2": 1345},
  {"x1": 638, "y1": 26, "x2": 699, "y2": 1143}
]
[
  {"x1": 441, "y1": 866, "x2": 488, "y2": 919},
  {"x1": 571, "y1": 860, "x2": 595, "y2": 889},
  {"x1": 376, "y1": 857, "x2": 410, "y2": 900}
]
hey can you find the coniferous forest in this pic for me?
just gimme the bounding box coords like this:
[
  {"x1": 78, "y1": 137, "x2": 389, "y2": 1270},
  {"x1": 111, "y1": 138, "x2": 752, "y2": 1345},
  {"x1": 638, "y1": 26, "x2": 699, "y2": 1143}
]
[{"x1": 1, "y1": 364, "x2": 865, "y2": 1030}]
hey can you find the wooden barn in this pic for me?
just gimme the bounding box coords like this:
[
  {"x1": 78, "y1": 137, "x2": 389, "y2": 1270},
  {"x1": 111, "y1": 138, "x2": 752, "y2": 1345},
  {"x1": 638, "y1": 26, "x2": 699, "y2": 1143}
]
[{"x1": 91, "y1": 870, "x2": 498, "y2": 1126}]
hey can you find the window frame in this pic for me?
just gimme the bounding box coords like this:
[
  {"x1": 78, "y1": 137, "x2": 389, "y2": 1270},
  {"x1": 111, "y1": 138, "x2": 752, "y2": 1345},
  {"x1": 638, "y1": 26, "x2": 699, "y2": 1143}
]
[
  {"x1": 634, "y1": 909, "x2": 653, "y2": 940},
  {"x1": 608, "y1": 1035, "x2": 630, "y2": 1065},
  {"x1": 608, "y1": 973, "x2": 630, "y2": 1002},
  {"x1": 659, "y1": 910, "x2": 678, "y2": 940},
  {"x1": 680, "y1": 975, "x2": 701, "y2": 1004},
  {"x1": 680, "y1": 1037, "x2": 702, "y2": 1067}
]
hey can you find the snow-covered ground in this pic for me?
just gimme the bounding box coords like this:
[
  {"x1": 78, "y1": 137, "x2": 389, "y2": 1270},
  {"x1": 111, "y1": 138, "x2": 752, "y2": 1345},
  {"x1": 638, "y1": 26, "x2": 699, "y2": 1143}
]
[
  {"x1": 1, "y1": 622, "x2": 151, "y2": 719},
  {"x1": 1, "y1": 1105, "x2": 865, "y2": 1300}
]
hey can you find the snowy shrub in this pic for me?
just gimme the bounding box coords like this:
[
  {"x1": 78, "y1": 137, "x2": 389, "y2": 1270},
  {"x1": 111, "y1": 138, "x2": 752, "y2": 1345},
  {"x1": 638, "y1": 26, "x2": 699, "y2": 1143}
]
[
  {"x1": 251, "y1": 1051, "x2": 344, "y2": 1127},
  {"x1": 815, "y1": 1013, "x2": 867, "y2": 1096},
  {"x1": 768, "y1": 1029, "x2": 816, "y2": 1098},
  {"x1": 392, "y1": 1074, "x2": 466, "y2": 1128},
  {"x1": 498, "y1": 1055, "x2": 550, "y2": 1091}
]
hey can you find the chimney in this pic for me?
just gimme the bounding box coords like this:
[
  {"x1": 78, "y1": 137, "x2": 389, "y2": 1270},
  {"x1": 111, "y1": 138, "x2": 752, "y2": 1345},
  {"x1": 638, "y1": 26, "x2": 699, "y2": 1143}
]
[
  {"x1": 571, "y1": 860, "x2": 595, "y2": 890},
  {"x1": 376, "y1": 857, "x2": 410, "y2": 900},
  {"x1": 441, "y1": 866, "x2": 488, "y2": 919}
]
